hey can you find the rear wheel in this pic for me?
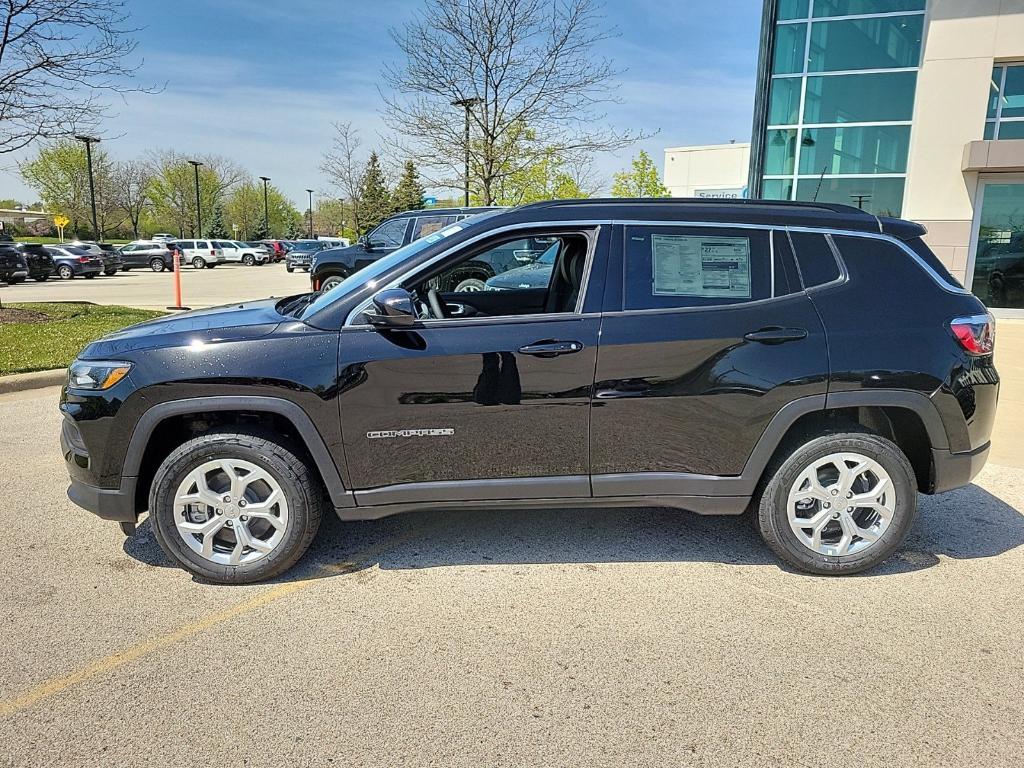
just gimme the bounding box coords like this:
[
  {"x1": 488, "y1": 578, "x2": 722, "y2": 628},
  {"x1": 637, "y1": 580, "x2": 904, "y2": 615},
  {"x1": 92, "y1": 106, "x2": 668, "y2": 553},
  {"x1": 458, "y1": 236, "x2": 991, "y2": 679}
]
[
  {"x1": 104, "y1": 269, "x2": 117, "y2": 276},
  {"x1": 756, "y1": 432, "x2": 917, "y2": 575},
  {"x1": 149, "y1": 431, "x2": 324, "y2": 584},
  {"x1": 150, "y1": 258, "x2": 166, "y2": 272},
  {"x1": 58, "y1": 265, "x2": 74, "y2": 279},
  {"x1": 454, "y1": 277, "x2": 486, "y2": 292},
  {"x1": 192, "y1": 256, "x2": 206, "y2": 269}
]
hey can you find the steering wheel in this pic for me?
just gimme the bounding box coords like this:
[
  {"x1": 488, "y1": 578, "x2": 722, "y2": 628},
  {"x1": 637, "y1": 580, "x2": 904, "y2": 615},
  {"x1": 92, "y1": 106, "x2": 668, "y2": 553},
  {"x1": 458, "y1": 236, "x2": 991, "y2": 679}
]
[{"x1": 427, "y1": 287, "x2": 449, "y2": 319}]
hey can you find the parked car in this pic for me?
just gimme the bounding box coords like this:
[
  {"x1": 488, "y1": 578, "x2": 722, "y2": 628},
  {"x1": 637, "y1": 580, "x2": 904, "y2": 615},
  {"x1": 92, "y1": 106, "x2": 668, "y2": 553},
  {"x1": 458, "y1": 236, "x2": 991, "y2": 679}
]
[
  {"x1": 12, "y1": 242, "x2": 56, "y2": 282},
  {"x1": 314, "y1": 236, "x2": 350, "y2": 249},
  {"x1": 483, "y1": 240, "x2": 557, "y2": 291},
  {"x1": 0, "y1": 244, "x2": 28, "y2": 283},
  {"x1": 69, "y1": 241, "x2": 122, "y2": 276},
  {"x1": 119, "y1": 241, "x2": 176, "y2": 272},
  {"x1": 243, "y1": 242, "x2": 273, "y2": 261},
  {"x1": 310, "y1": 206, "x2": 502, "y2": 291},
  {"x1": 260, "y1": 240, "x2": 289, "y2": 262},
  {"x1": 44, "y1": 245, "x2": 103, "y2": 279},
  {"x1": 151, "y1": 233, "x2": 176, "y2": 242},
  {"x1": 173, "y1": 239, "x2": 227, "y2": 269},
  {"x1": 60, "y1": 198, "x2": 999, "y2": 584},
  {"x1": 284, "y1": 240, "x2": 329, "y2": 272},
  {"x1": 215, "y1": 240, "x2": 269, "y2": 266}
]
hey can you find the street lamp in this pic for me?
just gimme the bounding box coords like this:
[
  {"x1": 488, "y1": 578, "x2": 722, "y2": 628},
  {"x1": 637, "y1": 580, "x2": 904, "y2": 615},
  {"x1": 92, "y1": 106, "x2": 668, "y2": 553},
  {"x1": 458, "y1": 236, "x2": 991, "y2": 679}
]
[
  {"x1": 75, "y1": 136, "x2": 101, "y2": 239},
  {"x1": 451, "y1": 97, "x2": 481, "y2": 207},
  {"x1": 306, "y1": 188, "x2": 314, "y2": 238},
  {"x1": 187, "y1": 160, "x2": 203, "y2": 237},
  {"x1": 259, "y1": 176, "x2": 271, "y2": 236}
]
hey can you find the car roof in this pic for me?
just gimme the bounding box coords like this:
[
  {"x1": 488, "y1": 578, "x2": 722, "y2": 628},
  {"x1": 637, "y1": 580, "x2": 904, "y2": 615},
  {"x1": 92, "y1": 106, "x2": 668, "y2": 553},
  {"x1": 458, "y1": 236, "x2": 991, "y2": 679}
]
[
  {"x1": 478, "y1": 198, "x2": 925, "y2": 240},
  {"x1": 391, "y1": 206, "x2": 503, "y2": 217}
]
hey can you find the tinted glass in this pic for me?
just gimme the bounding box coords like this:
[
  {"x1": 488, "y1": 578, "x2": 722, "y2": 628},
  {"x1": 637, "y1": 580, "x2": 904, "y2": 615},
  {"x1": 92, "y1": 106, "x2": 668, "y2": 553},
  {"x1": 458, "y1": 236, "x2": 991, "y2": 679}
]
[
  {"x1": 765, "y1": 129, "x2": 798, "y2": 174},
  {"x1": 768, "y1": 77, "x2": 801, "y2": 125},
  {"x1": 778, "y1": 0, "x2": 809, "y2": 19},
  {"x1": 808, "y1": 15, "x2": 923, "y2": 72},
  {"x1": 773, "y1": 23, "x2": 807, "y2": 75},
  {"x1": 1000, "y1": 65, "x2": 1024, "y2": 118},
  {"x1": 984, "y1": 121, "x2": 997, "y2": 140},
  {"x1": 798, "y1": 125, "x2": 911, "y2": 174},
  {"x1": 412, "y1": 215, "x2": 455, "y2": 240},
  {"x1": 795, "y1": 176, "x2": 905, "y2": 217},
  {"x1": 788, "y1": 231, "x2": 841, "y2": 288},
  {"x1": 970, "y1": 183, "x2": 1024, "y2": 308},
  {"x1": 762, "y1": 178, "x2": 794, "y2": 200},
  {"x1": 813, "y1": 0, "x2": 925, "y2": 16},
  {"x1": 369, "y1": 217, "x2": 409, "y2": 248},
  {"x1": 623, "y1": 226, "x2": 773, "y2": 310},
  {"x1": 988, "y1": 67, "x2": 1002, "y2": 118},
  {"x1": 803, "y1": 71, "x2": 916, "y2": 123},
  {"x1": 995, "y1": 121, "x2": 1024, "y2": 140}
]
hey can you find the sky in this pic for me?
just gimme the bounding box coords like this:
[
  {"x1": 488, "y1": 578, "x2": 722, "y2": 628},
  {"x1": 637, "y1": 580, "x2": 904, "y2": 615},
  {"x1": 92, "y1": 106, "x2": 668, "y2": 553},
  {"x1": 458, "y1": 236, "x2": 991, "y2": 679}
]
[{"x1": 0, "y1": 0, "x2": 763, "y2": 208}]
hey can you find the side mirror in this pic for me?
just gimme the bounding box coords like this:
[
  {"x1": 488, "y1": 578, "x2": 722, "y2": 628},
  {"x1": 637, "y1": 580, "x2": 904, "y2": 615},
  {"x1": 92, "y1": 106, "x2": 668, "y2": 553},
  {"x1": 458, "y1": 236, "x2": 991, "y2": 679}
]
[{"x1": 365, "y1": 288, "x2": 418, "y2": 328}]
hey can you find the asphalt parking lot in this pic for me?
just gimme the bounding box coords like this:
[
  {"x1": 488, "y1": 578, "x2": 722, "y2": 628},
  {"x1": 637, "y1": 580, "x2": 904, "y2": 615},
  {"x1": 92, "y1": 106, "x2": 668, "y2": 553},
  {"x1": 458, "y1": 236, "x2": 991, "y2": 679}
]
[
  {"x1": 3, "y1": 261, "x2": 313, "y2": 309},
  {"x1": 1, "y1": 378, "x2": 1023, "y2": 765}
]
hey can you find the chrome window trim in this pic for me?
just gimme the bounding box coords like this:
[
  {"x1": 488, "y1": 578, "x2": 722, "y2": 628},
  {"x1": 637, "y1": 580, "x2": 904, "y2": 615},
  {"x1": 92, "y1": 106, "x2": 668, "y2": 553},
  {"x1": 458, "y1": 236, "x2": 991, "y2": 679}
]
[{"x1": 344, "y1": 220, "x2": 608, "y2": 328}]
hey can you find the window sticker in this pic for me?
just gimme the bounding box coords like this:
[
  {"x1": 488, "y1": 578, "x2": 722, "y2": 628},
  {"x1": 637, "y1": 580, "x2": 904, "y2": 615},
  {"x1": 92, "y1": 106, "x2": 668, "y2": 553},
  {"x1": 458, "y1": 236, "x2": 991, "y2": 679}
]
[{"x1": 651, "y1": 235, "x2": 751, "y2": 298}]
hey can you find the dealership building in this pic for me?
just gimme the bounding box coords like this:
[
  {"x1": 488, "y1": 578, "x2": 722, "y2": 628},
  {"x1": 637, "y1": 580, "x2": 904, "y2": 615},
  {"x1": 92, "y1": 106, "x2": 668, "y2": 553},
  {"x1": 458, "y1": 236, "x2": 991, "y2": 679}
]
[{"x1": 739, "y1": 0, "x2": 1024, "y2": 316}]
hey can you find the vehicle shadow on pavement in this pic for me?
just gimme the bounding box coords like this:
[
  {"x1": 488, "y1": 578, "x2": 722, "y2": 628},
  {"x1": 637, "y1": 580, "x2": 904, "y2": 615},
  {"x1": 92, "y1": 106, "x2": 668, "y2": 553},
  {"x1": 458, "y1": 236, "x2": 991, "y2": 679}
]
[{"x1": 122, "y1": 482, "x2": 1023, "y2": 583}]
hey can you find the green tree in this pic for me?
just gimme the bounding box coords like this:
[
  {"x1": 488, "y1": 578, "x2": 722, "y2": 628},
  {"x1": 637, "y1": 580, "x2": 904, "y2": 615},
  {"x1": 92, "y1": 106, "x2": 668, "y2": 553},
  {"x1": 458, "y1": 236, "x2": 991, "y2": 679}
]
[
  {"x1": 146, "y1": 151, "x2": 246, "y2": 237},
  {"x1": 391, "y1": 161, "x2": 426, "y2": 213},
  {"x1": 359, "y1": 153, "x2": 390, "y2": 232},
  {"x1": 207, "y1": 203, "x2": 228, "y2": 238},
  {"x1": 224, "y1": 181, "x2": 301, "y2": 239},
  {"x1": 611, "y1": 150, "x2": 669, "y2": 198}
]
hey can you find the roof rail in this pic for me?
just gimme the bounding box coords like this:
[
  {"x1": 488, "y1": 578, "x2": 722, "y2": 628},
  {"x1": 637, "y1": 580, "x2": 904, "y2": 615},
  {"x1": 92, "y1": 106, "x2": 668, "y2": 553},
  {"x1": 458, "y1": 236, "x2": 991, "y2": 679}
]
[{"x1": 516, "y1": 197, "x2": 875, "y2": 219}]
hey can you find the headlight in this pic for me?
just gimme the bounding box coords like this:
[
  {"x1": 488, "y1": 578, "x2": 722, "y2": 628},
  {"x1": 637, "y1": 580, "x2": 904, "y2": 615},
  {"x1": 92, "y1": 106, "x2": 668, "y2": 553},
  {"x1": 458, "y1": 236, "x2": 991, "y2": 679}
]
[{"x1": 67, "y1": 360, "x2": 132, "y2": 390}]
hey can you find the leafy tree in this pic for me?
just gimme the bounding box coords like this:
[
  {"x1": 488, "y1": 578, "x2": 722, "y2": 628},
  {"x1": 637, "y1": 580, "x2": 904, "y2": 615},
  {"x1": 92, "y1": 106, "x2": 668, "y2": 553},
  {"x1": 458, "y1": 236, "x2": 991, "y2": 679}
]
[
  {"x1": 207, "y1": 203, "x2": 229, "y2": 238},
  {"x1": 224, "y1": 181, "x2": 301, "y2": 239},
  {"x1": 611, "y1": 150, "x2": 669, "y2": 198},
  {"x1": 315, "y1": 198, "x2": 351, "y2": 239},
  {"x1": 146, "y1": 151, "x2": 246, "y2": 237},
  {"x1": 391, "y1": 161, "x2": 426, "y2": 213},
  {"x1": 285, "y1": 217, "x2": 303, "y2": 239},
  {"x1": 359, "y1": 153, "x2": 391, "y2": 232}
]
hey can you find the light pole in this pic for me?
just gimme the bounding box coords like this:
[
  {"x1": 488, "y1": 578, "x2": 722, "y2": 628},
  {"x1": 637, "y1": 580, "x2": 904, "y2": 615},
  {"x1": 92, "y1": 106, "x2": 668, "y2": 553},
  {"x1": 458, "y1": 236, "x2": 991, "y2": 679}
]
[
  {"x1": 451, "y1": 97, "x2": 481, "y2": 207},
  {"x1": 306, "y1": 188, "x2": 314, "y2": 238},
  {"x1": 75, "y1": 135, "x2": 101, "y2": 239},
  {"x1": 259, "y1": 176, "x2": 271, "y2": 236},
  {"x1": 187, "y1": 160, "x2": 203, "y2": 237}
]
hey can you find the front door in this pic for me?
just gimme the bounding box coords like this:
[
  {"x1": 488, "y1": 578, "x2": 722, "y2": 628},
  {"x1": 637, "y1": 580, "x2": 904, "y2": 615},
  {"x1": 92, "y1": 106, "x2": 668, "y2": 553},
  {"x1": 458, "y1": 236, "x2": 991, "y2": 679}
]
[{"x1": 336, "y1": 226, "x2": 607, "y2": 504}]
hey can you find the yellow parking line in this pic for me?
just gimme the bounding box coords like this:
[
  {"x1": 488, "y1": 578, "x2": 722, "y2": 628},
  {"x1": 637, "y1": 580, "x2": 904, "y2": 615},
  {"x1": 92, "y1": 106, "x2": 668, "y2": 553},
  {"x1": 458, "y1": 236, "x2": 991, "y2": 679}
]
[{"x1": 0, "y1": 529, "x2": 420, "y2": 719}]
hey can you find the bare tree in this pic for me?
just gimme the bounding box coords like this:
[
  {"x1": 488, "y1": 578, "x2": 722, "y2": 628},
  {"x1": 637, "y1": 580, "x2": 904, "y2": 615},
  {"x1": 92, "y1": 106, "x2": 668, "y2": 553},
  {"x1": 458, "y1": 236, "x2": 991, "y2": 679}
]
[
  {"x1": 0, "y1": 0, "x2": 156, "y2": 155},
  {"x1": 146, "y1": 150, "x2": 246, "y2": 237},
  {"x1": 320, "y1": 121, "x2": 366, "y2": 234},
  {"x1": 112, "y1": 159, "x2": 151, "y2": 238},
  {"x1": 382, "y1": 0, "x2": 647, "y2": 205}
]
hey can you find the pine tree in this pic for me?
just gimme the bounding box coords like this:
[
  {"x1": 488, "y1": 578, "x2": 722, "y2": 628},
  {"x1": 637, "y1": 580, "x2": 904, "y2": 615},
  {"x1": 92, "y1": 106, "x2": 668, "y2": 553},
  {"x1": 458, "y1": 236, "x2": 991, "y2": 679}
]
[
  {"x1": 611, "y1": 150, "x2": 670, "y2": 198},
  {"x1": 391, "y1": 160, "x2": 426, "y2": 213},
  {"x1": 359, "y1": 152, "x2": 391, "y2": 232},
  {"x1": 207, "y1": 202, "x2": 229, "y2": 238}
]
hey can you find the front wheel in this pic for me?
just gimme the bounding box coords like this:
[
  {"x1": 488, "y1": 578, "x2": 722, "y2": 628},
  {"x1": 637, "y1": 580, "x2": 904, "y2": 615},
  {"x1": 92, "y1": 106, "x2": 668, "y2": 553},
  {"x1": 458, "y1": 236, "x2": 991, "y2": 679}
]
[
  {"x1": 242, "y1": 254, "x2": 255, "y2": 266},
  {"x1": 454, "y1": 277, "x2": 487, "y2": 292},
  {"x1": 83, "y1": 273, "x2": 95, "y2": 279},
  {"x1": 319, "y1": 274, "x2": 345, "y2": 292},
  {"x1": 149, "y1": 431, "x2": 324, "y2": 584},
  {"x1": 104, "y1": 269, "x2": 117, "y2": 276},
  {"x1": 756, "y1": 432, "x2": 917, "y2": 575},
  {"x1": 192, "y1": 256, "x2": 206, "y2": 269}
]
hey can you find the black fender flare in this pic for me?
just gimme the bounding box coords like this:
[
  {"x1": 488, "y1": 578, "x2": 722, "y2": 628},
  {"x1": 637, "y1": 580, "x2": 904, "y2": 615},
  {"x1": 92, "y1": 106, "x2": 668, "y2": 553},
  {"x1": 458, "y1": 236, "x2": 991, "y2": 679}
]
[{"x1": 124, "y1": 396, "x2": 354, "y2": 508}]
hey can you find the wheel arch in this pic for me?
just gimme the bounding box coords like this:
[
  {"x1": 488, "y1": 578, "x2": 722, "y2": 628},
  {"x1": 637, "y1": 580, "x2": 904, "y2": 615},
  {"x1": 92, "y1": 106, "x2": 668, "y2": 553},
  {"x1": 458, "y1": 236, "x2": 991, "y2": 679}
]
[{"x1": 126, "y1": 397, "x2": 353, "y2": 513}]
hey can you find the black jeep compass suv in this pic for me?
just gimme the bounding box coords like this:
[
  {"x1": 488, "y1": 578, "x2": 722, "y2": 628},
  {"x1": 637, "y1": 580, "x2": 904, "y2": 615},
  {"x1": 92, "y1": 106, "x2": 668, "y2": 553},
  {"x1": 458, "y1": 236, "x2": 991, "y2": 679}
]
[{"x1": 61, "y1": 199, "x2": 999, "y2": 583}]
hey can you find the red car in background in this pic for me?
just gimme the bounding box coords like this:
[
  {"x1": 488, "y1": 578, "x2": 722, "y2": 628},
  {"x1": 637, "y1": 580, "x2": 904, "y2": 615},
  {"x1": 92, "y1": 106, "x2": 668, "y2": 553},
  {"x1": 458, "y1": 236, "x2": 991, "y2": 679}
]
[{"x1": 259, "y1": 240, "x2": 289, "y2": 263}]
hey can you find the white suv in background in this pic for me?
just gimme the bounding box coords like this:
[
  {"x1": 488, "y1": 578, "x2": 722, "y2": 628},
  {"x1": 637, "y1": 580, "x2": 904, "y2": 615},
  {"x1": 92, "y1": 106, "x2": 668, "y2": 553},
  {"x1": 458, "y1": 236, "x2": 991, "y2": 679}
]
[
  {"x1": 175, "y1": 240, "x2": 227, "y2": 269},
  {"x1": 215, "y1": 240, "x2": 269, "y2": 266}
]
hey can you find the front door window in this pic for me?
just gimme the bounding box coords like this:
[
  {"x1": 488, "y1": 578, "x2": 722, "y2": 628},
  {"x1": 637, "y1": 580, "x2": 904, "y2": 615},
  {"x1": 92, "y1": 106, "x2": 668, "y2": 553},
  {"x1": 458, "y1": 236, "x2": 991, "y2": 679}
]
[{"x1": 971, "y1": 181, "x2": 1024, "y2": 312}]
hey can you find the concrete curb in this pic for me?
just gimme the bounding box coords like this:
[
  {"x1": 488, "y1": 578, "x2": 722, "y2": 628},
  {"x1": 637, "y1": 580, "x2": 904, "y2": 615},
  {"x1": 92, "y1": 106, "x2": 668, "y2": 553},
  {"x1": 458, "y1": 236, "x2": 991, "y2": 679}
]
[{"x1": 0, "y1": 368, "x2": 66, "y2": 395}]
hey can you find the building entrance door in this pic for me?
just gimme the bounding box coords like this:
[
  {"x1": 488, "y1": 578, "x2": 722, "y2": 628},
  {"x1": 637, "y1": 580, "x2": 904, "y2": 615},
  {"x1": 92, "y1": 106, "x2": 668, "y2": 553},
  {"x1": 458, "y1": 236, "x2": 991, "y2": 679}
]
[{"x1": 969, "y1": 176, "x2": 1024, "y2": 318}]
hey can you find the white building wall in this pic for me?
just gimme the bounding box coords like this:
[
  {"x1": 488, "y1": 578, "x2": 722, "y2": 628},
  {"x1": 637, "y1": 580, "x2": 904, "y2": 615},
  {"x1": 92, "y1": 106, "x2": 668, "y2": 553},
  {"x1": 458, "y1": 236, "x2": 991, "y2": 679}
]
[{"x1": 663, "y1": 143, "x2": 751, "y2": 198}]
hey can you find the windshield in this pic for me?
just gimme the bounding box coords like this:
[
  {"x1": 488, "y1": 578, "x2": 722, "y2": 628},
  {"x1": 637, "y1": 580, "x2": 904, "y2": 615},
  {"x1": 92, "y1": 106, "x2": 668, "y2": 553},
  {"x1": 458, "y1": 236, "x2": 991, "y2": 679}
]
[
  {"x1": 291, "y1": 242, "x2": 321, "y2": 253},
  {"x1": 300, "y1": 221, "x2": 475, "y2": 319}
]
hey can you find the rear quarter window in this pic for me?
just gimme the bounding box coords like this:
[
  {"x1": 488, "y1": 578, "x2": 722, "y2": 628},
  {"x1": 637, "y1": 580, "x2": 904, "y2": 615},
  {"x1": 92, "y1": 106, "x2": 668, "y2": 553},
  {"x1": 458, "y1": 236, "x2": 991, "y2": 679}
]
[{"x1": 788, "y1": 231, "x2": 841, "y2": 288}]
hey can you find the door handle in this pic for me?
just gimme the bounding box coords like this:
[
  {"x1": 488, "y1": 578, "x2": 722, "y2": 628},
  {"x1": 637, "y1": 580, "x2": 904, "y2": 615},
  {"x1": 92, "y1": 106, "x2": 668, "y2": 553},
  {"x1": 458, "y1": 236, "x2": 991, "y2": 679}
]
[
  {"x1": 743, "y1": 327, "x2": 808, "y2": 344},
  {"x1": 518, "y1": 340, "x2": 584, "y2": 357}
]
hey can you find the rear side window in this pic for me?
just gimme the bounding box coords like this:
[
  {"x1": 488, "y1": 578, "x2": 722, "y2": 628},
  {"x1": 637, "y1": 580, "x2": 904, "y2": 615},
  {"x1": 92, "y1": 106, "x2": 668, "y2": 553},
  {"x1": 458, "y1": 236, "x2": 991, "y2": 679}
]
[
  {"x1": 788, "y1": 231, "x2": 841, "y2": 288},
  {"x1": 623, "y1": 226, "x2": 774, "y2": 310}
]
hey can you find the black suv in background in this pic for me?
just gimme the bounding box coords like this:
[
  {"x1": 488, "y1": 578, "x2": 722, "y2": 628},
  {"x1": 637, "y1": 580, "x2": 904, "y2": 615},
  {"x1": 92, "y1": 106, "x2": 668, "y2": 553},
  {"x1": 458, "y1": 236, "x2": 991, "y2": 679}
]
[
  {"x1": 13, "y1": 242, "x2": 55, "y2": 281},
  {"x1": 310, "y1": 206, "x2": 501, "y2": 291},
  {"x1": 61, "y1": 199, "x2": 998, "y2": 583},
  {"x1": 0, "y1": 243, "x2": 28, "y2": 283}
]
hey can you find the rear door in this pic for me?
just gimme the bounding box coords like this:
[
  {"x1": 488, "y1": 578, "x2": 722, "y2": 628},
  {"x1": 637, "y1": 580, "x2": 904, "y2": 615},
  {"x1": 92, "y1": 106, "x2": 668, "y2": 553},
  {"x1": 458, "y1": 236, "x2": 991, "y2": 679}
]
[{"x1": 591, "y1": 223, "x2": 828, "y2": 496}]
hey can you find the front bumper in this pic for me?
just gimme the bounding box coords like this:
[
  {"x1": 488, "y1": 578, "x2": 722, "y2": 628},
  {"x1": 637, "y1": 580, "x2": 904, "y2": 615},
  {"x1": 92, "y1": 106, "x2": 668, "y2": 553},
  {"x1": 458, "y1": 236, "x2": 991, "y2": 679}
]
[
  {"x1": 67, "y1": 478, "x2": 138, "y2": 522},
  {"x1": 931, "y1": 441, "x2": 990, "y2": 494}
]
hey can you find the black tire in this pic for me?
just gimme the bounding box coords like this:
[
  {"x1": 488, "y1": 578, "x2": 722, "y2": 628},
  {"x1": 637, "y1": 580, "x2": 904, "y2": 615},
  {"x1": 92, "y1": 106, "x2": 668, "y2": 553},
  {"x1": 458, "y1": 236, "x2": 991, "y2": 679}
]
[
  {"x1": 104, "y1": 269, "x2": 117, "y2": 276},
  {"x1": 319, "y1": 274, "x2": 346, "y2": 291},
  {"x1": 192, "y1": 256, "x2": 206, "y2": 269},
  {"x1": 58, "y1": 265, "x2": 74, "y2": 279},
  {"x1": 756, "y1": 432, "x2": 917, "y2": 575},
  {"x1": 83, "y1": 273, "x2": 95, "y2": 279},
  {"x1": 149, "y1": 431, "x2": 325, "y2": 584},
  {"x1": 9, "y1": 276, "x2": 25, "y2": 284},
  {"x1": 33, "y1": 274, "x2": 48, "y2": 282},
  {"x1": 243, "y1": 254, "x2": 255, "y2": 266},
  {"x1": 205, "y1": 263, "x2": 216, "y2": 269},
  {"x1": 150, "y1": 258, "x2": 165, "y2": 272},
  {"x1": 454, "y1": 277, "x2": 487, "y2": 292},
  {"x1": 286, "y1": 266, "x2": 294, "y2": 273}
]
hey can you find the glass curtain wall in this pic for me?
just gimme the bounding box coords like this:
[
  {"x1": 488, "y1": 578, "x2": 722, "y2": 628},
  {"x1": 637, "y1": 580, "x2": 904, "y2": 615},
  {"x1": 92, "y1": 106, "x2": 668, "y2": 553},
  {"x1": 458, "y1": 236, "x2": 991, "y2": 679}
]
[
  {"x1": 986, "y1": 64, "x2": 1024, "y2": 140},
  {"x1": 762, "y1": 0, "x2": 926, "y2": 216}
]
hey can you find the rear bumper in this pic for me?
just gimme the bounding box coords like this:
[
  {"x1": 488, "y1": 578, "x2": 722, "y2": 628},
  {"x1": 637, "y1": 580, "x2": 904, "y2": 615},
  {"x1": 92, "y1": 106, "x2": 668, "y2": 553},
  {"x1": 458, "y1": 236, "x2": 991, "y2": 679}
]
[
  {"x1": 67, "y1": 478, "x2": 138, "y2": 522},
  {"x1": 931, "y1": 441, "x2": 990, "y2": 494}
]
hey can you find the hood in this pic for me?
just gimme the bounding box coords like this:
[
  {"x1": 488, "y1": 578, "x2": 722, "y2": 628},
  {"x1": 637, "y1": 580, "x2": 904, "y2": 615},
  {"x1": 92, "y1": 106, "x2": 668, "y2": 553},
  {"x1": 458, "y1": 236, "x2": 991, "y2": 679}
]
[
  {"x1": 80, "y1": 297, "x2": 286, "y2": 359},
  {"x1": 486, "y1": 261, "x2": 554, "y2": 289},
  {"x1": 311, "y1": 243, "x2": 367, "y2": 267}
]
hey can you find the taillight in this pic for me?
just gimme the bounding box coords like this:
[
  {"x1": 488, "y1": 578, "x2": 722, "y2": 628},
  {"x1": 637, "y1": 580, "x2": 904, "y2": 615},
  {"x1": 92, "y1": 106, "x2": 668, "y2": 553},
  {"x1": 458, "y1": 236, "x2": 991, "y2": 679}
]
[
  {"x1": 210, "y1": 249, "x2": 216, "y2": 256},
  {"x1": 950, "y1": 313, "x2": 995, "y2": 356},
  {"x1": 78, "y1": 256, "x2": 89, "y2": 263}
]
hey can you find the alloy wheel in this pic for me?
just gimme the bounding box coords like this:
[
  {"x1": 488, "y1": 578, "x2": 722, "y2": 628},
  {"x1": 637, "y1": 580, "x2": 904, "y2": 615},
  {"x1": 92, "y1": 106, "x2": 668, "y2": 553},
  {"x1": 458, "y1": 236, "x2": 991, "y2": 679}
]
[
  {"x1": 173, "y1": 459, "x2": 289, "y2": 566},
  {"x1": 786, "y1": 452, "x2": 895, "y2": 557}
]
